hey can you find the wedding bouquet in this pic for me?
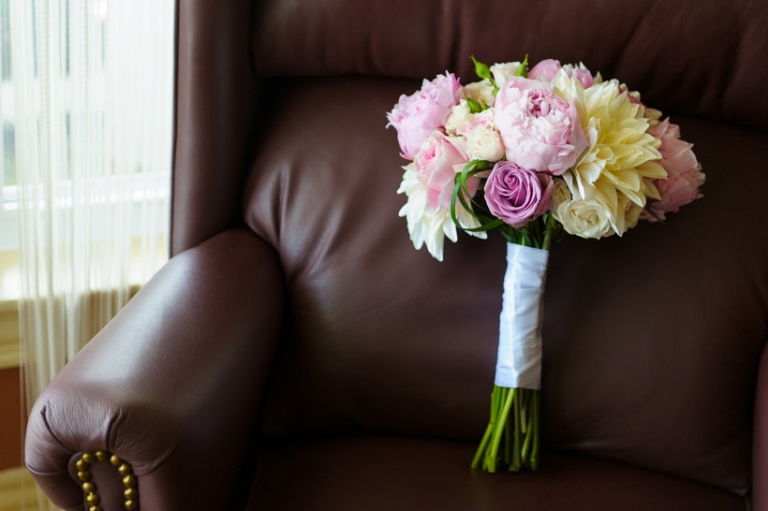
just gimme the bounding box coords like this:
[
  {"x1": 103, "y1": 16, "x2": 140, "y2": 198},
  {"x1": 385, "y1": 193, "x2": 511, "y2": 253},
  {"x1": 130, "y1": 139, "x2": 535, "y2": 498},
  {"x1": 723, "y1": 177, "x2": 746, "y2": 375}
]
[{"x1": 387, "y1": 56, "x2": 705, "y2": 472}]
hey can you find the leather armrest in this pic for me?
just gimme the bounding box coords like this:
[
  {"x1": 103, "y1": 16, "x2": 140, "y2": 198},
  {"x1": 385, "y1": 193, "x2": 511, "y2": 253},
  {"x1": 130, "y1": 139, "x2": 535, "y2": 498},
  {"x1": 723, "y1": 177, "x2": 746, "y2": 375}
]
[
  {"x1": 754, "y1": 341, "x2": 768, "y2": 511},
  {"x1": 24, "y1": 229, "x2": 284, "y2": 510}
]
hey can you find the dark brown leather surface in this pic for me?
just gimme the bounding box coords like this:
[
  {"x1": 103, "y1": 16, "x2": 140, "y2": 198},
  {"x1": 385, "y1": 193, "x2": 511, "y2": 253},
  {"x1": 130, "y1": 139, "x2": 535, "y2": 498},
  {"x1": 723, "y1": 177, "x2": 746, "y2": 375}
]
[
  {"x1": 25, "y1": 229, "x2": 284, "y2": 510},
  {"x1": 252, "y1": 0, "x2": 768, "y2": 130},
  {"x1": 246, "y1": 436, "x2": 745, "y2": 511},
  {"x1": 755, "y1": 345, "x2": 768, "y2": 510},
  {"x1": 171, "y1": 0, "x2": 258, "y2": 256},
  {"x1": 25, "y1": 0, "x2": 768, "y2": 509},
  {"x1": 244, "y1": 76, "x2": 768, "y2": 495}
]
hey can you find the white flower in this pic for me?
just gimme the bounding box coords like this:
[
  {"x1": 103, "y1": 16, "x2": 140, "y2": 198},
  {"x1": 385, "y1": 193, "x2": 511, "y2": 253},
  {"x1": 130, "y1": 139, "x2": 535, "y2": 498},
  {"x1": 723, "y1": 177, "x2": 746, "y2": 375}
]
[
  {"x1": 555, "y1": 198, "x2": 614, "y2": 239},
  {"x1": 445, "y1": 99, "x2": 472, "y2": 136},
  {"x1": 459, "y1": 109, "x2": 504, "y2": 161},
  {"x1": 554, "y1": 181, "x2": 643, "y2": 237},
  {"x1": 549, "y1": 178, "x2": 572, "y2": 213},
  {"x1": 490, "y1": 62, "x2": 521, "y2": 88},
  {"x1": 464, "y1": 80, "x2": 496, "y2": 108},
  {"x1": 465, "y1": 126, "x2": 505, "y2": 161},
  {"x1": 397, "y1": 164, "x2": 486, "y2": 261}
]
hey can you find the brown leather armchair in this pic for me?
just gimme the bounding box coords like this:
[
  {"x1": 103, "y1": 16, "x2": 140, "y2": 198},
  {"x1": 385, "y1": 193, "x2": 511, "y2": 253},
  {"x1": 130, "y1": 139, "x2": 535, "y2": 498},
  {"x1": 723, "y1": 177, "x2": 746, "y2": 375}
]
[{"x1": 24, "y1": 0, "x2": 768, "y2": 509}]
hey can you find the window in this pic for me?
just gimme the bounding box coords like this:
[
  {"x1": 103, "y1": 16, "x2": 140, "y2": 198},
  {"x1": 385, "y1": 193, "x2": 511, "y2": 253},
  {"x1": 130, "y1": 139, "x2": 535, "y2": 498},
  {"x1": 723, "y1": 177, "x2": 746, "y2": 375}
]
[
  {"x1": 0, "y1": 1, "x2": 173, "y2": 301},
  {"x1": 0, "y1": 0, "x2": 16, "y2": 299}
]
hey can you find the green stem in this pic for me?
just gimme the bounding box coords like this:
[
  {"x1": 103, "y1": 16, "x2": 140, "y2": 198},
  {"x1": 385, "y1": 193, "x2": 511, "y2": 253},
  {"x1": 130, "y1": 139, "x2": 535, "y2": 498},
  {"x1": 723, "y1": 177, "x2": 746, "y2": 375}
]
[
  {"x1": 491, "y1": 386, "x2": 501, "y2": 423},
  {"x1": 504, "y1": 399, "x2": 512, "y2": 465},
  {"x1": 542, "y1": 214, "x2": 558, "y2": 251},
  {"x1": 486, "y1": 387, "x2": 515, "y2": 473},
  {"x1": 511, "y1": 390, "x2": 521, "y2": 471},
  {"x1": 521, "y1": 395, "x2": 534, "y2": 464},
  {"x1": 471, "y1": 422, "x2": 495, "y2": 469},
  {"x1": 520, "y1": 390, "x2": 527, "y2": 435},
  {"x1": 474, "y1": 386, "x2": 500, "y2": 470}
]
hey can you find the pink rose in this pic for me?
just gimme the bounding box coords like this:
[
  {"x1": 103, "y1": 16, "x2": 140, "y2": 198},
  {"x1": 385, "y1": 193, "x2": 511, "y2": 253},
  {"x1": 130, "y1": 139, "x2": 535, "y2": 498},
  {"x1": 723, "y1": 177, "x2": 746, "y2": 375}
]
[
  {"x1": 647, "y1": 119, "x2": 705, "y2": 220},
  {"x1": 414, "y1": 131, "x2": 476, "y2": 211},
  {"x1": 387, "y1": 73, "x2": 463, "y2": 159},
  {"x1": 494, "y1": 77, "x2": 588, "y2": 175},
  {"x1": 528, "y1": 59, "x2": 594, "y2": 88},
  {"x1": 484, "y1": 161, "x2": 554, "y2": 228}
]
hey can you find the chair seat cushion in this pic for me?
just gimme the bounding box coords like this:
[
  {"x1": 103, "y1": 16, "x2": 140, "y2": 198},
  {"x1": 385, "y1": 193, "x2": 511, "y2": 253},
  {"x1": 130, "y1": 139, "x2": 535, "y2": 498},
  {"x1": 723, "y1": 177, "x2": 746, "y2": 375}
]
[{"x1": 245, "y1": 435, "x2": 745, "y2": 511}]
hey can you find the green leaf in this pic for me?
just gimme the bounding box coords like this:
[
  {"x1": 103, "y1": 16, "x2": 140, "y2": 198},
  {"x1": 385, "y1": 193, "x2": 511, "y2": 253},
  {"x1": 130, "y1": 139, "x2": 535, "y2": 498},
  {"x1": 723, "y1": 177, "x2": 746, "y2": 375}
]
[
  {"x1": 470, "y1": 55, "x2": 492, "y2": 81},
  {"x1": 515, "y1": 54, "x2": 529, "y2": 77},
  {"x1": 466, "y1": 96, "x2": 484, "y2": 113},
  {"x1": 450, "y1": 160, "x2": 494, "y2": 231},
  {"x1": 464, "y1": 218, "x2": 504, "y2": 233}
]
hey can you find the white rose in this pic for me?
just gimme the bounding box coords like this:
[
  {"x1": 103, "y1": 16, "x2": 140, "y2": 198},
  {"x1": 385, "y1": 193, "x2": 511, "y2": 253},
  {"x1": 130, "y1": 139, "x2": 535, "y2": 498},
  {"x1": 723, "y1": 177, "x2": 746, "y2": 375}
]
[
  {"x1": 464, "y1": 80, "x2": 495, "y2": 108},
  {"x1": 459, "y1": 109, "x2": 495, "y2": 135},
  {"x1": 465, "y1": 126, "x2": 505, "y2": 161},
  {"x1": 549, "y1": 178, "x2": 572, "y2": 214},
  {"x1": 556, "y1": 198, "x2": 614, "y2": 239},
  {"x1": 445, "y1": 99, "x2": 471, "y2": 136},
  {"x1": 490, "y1": 62, "x2": 521, "y2": 88}
]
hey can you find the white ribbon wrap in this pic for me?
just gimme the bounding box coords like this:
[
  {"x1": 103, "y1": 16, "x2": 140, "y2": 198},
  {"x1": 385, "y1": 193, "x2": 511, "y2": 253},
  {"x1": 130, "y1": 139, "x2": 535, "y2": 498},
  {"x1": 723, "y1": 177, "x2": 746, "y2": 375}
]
[{"x1": 494, "y1": 243, "x2": 549, "y2": 390}]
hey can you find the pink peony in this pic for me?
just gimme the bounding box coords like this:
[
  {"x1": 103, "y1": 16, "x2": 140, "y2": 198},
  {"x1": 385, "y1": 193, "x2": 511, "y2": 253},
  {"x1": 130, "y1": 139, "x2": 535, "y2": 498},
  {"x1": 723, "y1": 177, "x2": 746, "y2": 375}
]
[
  {"x1": 647, "y1": 119, "x2": 705, "y2": 220},
  {"x1": 494, "y1": 77, "x2": 588, "y2": 175},
  {"x1": 528, "y1": 59, "x2": 562, "y2": 83},
  {"x1": 528, "y1": 59, "x2": 594, "y2": 89},
  {"x1": 387, "y1": 73, "x2": 463, "y2": 160},
  {"x1": 484, "y1": 161, "x2": 554, "y2": 228},
  {"x1": 414, "y1": 131, "x2": 476, "y2": 211}
]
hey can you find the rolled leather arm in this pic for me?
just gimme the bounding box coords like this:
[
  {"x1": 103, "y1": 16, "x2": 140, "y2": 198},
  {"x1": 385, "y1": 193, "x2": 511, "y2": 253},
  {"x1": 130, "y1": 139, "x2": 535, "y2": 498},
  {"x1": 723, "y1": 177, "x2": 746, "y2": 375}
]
[
  {"x1": 25, "y1": 229, "x2": 284, "y2": 510},
  {"x1": 754, "y1": 341, "x2": 768, "y2": 511}
]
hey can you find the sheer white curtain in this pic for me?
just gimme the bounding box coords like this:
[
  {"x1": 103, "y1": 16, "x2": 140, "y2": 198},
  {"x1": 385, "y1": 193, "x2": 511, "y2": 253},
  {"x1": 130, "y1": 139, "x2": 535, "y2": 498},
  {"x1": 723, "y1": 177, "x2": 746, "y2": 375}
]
[{"x1": 10, "y1": 1, "x2": 175, "y2": 508}]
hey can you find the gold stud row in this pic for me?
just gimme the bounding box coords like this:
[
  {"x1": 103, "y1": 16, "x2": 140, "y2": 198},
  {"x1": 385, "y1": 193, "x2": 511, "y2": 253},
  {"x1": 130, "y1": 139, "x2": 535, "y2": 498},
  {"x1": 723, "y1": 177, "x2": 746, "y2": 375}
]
[{"x1": 76, "y1": 451, "x2": 138, "y2": 510}]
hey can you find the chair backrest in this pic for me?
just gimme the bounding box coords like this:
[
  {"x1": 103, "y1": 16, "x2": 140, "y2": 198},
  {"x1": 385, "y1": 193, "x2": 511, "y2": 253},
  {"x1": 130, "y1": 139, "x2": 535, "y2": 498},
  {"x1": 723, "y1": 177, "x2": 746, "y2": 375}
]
[
  {"x1": 250, "y1": 0, "x2": 768, "y2": 130},
  {"x1": 173, "y1": 0, "x2": 768, "y2": 498},
  {"x1": 171, "y1": 0, "x2": 256, "y2": 255}
]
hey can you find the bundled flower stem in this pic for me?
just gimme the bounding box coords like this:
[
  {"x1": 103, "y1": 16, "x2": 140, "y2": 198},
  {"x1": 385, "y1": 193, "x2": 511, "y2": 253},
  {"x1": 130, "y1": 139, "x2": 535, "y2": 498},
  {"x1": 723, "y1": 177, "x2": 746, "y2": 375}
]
[
  {"x1": 472, "y1": 386, "x2": 540, "y2": 471},
  {"x1": 470, "y1": 213, "x2": 556, "y2": 472}
]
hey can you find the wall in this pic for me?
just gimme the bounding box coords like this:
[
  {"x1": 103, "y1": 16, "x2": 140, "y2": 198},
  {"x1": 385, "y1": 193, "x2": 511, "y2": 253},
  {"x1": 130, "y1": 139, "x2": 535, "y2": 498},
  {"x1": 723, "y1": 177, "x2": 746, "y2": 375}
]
[
  {"x1": 0, "y1": 367, "x2": 22, "y2": 471},
  {"x1": 0, "y1": 298, "x2": 22, "y2": 471}
]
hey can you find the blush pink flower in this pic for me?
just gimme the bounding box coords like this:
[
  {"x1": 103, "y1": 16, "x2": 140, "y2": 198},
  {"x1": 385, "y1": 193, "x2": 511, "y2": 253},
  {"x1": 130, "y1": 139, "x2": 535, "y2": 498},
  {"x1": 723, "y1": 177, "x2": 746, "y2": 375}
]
[
  {"x1": 387, "y1": 73, "x2": 463, "y2": 159},
  {"x1": 494, "y1": 77, "x2": 588, "y2": 175},
  {"x1": 459, "y1": 109, "x2": 495, "y2": 136},
  {"x1": 528, "y1": 59, "x2": 562, "y2": 83},
  {"x1": 414, "y1": 131, "x2": 476, "y2": 211},
  {"x1": 528, "y1": 59, "x2": 594, "y2": 89},
  {"x1": 647, "y1": 119, "x2": 705, "y2": 220},
  {"x1": 484, "y1": 161, "x2": 554, "y2": 228}
]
